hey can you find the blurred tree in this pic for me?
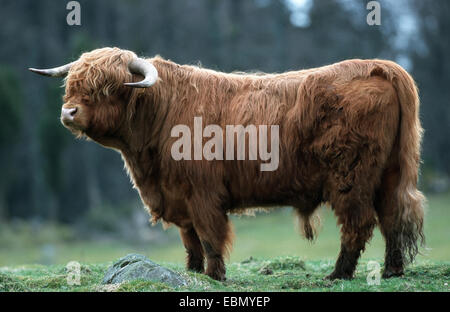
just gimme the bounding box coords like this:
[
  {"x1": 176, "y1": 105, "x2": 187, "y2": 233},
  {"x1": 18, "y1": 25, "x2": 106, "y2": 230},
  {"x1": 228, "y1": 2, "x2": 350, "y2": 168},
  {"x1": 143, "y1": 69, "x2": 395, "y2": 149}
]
[
  {"x1": 0, "y1": 67, "x2": 23, "y2": 220},
  {"x1": 410, "y1": 0, "x2": 450, "y2": 177},
  {"x1": 227, "y1": 0, "x2": 243, "y2": 70},
  {"x1": 38, "y1": 81, "x2": 72, "y2": 221},
  {"x1": 206, "y1": 0, "x2": 223, "y2": 68}
]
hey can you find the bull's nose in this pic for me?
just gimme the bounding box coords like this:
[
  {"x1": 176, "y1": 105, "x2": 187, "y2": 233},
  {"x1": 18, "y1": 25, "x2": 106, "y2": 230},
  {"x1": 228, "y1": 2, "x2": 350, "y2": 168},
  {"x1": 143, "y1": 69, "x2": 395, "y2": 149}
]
[{"x1": 61, "y1": 107, "x2": 77, "y2": 121}]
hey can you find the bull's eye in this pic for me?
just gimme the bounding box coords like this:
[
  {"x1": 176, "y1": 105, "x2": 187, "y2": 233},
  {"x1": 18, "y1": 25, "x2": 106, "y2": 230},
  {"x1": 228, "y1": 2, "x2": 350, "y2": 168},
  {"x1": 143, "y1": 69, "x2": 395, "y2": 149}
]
[{"x1": 80, "y1": 95, "x2": 92, "y2": 106}]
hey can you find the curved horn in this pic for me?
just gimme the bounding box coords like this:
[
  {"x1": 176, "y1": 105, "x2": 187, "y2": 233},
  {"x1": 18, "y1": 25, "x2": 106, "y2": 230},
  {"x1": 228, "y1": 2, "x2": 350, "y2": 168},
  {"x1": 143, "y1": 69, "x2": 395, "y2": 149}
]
[
  {"x1": 28, "y1": 61, "x2": 76, "y2": 77},
  {"x1": 124, "y1": 58, "x2": 158, "y2": 88}
]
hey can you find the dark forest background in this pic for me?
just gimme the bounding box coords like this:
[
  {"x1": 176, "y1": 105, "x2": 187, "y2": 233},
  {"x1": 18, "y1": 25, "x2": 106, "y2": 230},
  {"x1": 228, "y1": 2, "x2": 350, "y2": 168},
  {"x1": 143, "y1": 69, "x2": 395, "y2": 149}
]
[{"x1": 0, "y1": 0, "x2": 449, "y2": 241}]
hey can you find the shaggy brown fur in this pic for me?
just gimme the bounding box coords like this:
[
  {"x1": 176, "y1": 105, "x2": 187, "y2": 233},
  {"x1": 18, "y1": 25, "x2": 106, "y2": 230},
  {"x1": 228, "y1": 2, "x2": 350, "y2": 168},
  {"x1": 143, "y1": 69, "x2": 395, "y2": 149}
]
[{"x1": 42, "y1": 47, "x2": 425, "y2": 281}]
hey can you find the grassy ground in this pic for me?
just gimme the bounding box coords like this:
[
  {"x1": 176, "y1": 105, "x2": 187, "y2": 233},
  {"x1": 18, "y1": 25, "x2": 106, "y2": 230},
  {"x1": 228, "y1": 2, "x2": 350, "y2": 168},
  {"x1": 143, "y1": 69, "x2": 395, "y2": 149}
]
[
  {"x1": 0, "y1": 192, "x2": 449, "y2": 291},
  {"x1": 0, "y1": 257, "x2": 449, "y2": 292}
]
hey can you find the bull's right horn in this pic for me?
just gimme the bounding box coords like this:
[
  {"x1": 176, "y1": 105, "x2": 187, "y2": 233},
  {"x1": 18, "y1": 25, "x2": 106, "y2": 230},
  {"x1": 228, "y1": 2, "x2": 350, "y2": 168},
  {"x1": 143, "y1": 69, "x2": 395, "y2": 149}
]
[{"x1": 28, "y1": 61, "x2": 76, "y2": 77}]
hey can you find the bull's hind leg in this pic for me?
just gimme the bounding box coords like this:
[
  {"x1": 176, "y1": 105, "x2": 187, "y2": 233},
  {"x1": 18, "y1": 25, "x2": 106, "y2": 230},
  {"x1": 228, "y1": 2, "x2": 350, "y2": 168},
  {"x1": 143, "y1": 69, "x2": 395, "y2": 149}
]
[
  {"x1": 326, "y1": 194, "x2": 377, "y2": 280},
  {"x1": 180, "y1": 226, "x2": 205, "y2": 273},
  {"x1": 323, "y1": 77, "x2": 400, "y2": 280},
  {"x1": 375, "y1": 166, "x2": 405, "y2": 278},
  {"x1": 187, "y1": 195, "x2": 232, "y2": 281},
  {"x1": 325, "y1": 151, "x2": 381, "y2": 280},
  {"x1": 381, "y1": 229, "x2": 405, "y2": 278}
]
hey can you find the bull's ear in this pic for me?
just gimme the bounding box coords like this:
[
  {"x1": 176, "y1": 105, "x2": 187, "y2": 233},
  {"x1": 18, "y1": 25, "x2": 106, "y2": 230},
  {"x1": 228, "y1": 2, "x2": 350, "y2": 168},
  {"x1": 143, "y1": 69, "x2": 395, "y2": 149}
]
[
  {"x1": 124, "y1": 58, "x2": 158, "y2": 88},
  {"x1": 29, "y1": 61, "x2": 76, "y2": 77}
]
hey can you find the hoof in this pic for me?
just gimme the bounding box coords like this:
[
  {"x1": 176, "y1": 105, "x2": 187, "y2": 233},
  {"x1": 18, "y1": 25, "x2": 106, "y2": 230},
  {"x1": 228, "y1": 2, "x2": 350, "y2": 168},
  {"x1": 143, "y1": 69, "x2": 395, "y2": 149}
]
[
  {"x1": 187, "y1": 262, "x2": 204, "y2": 274},
  {"x1": 382, "y1": 269, "x2": 404, "y2": 279},
  {"x1": 206, "y1": 271, "x2": 226, "y2": 281},
  {"x1": 187, "y1": 267, "x2": 204, "y2": 274},
  {"x1": 325, "y1": 271, "x2": 353, "y2": 280}
]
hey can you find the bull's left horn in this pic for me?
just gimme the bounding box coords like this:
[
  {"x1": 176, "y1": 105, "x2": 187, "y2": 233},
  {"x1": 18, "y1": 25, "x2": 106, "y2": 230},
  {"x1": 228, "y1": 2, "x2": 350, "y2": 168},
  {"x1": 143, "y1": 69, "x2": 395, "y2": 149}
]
[
  {"x1": 124, "y1": 58, "x2": 158, "y2": 88},
  {"x1": 28, "y1": 61, "x2": 76, "y2": 77}
]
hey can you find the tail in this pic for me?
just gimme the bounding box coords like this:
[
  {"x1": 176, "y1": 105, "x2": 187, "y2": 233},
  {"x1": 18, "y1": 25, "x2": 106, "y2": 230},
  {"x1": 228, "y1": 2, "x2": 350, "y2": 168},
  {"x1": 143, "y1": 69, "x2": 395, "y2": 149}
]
[{"x1": 375, "y1": 61, "x2": 426, "y2": 263}]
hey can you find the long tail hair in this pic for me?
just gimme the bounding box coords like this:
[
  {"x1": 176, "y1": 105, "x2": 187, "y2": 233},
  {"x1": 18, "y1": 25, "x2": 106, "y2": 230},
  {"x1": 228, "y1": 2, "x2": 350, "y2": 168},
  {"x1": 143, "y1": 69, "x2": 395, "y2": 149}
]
[{"x1": 378, "y1": 60, "x2": 426, "y2": 263}]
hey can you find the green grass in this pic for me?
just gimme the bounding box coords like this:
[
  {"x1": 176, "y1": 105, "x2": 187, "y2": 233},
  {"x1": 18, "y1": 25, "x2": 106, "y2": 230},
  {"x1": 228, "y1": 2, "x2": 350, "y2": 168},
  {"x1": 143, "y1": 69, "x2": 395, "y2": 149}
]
[
  {"x1": 0, "y1": 257, "x2": 448, "y2": 292},
  {"x1": 0, "y1": 192, "x2": 449, "y2": 291}
]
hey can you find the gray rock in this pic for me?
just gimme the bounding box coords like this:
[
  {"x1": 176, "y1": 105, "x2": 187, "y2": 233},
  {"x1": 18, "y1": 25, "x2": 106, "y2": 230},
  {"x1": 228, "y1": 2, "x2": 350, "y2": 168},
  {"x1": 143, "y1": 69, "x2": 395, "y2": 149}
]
[{"x1": 102, "y1": 254, "x2": 187, "y2": 287}]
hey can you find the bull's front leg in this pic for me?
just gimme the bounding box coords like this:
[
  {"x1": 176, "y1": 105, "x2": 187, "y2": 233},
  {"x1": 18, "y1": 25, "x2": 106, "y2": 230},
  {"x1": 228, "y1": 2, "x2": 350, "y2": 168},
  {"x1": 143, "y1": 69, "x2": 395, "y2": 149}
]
[
  {"x1": 179, "y1": 226, "x2": 204, "y2": 273},
  {"x1": 187, "y1": 195, "x2": 232, "y2": 281},
  {"x1": 200, "y1": 240, "x2": 227, "y2": 281}
]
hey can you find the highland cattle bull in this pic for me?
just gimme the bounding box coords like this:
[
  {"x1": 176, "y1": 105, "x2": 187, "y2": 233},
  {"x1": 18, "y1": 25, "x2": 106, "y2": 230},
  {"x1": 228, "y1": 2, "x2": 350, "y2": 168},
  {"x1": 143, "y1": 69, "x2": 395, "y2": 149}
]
[{"x1": 29, "y1": 47, "x2": 425, "y2": 281}]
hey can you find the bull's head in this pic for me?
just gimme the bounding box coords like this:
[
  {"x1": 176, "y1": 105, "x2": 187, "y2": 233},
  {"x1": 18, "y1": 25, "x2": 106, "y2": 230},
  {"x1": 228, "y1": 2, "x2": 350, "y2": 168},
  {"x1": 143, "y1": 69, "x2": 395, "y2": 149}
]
[{"x1": 29, "y1": 47, "x2": 158, "y2": 145}]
